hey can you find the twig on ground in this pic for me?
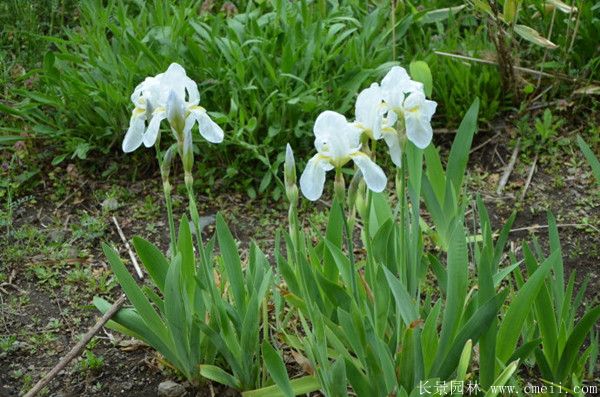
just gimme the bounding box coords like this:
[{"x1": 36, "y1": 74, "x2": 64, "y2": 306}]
[
  {"x1": 494, "y1": 147, "x2": 506, "y2": 167},
  {"x1": 497, "y1": 139, "x2": 520, "y2": 195},
  {"x1": 55, "y1": 181, "x2": 88, "y2": 211},
  {"x1": 470, "y1": 131, "x2": 501, "y2": 154},
  {"x1": 434, "y1": 51, "x2": 583, "y2": 83},
  {"x1": 23, "y1": 295, "x2": 127, "y2": 397},
  {"x1": 520, "y1": 154, "x2": 538, "y2": 201},
  {"x1": 509, "y1": 223, "x2": 598, "y2": 234},
  {"x1": 112, "y1": 216, "x2": 144, "y2": 279}
]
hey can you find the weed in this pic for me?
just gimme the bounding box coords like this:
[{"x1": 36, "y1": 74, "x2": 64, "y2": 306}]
[
  {"x1": 0, "y1": 336, "x2": 17, "y2": 352},
  {"x1": 79, "y1": 349, "x2": 104, "y2": 373}
]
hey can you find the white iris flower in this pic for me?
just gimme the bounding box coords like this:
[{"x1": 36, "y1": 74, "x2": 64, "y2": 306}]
[
  {"x1": 380, "y1": 66, "x2": 437, "y2": 150},
  {"x1": 300, "y1": 111, "x2": 387, "y2": 201},
  {"x1": 122, "y1": 63, "x2": 224, "y2": 153},
  {"x1": 354, "y1": 83, "x2": 402, "y2": 167}
]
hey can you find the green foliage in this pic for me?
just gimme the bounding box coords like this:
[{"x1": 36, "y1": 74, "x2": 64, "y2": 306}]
[
  {"x1": 19, "y1": 0, "x2": 401, "y2": 190},
  {"x1": 10, "y1": 0, "x2": 512, "y2": 193},
  {"x1": 79, "y1": 349, "x2": 105, "y2": 372},
  {"x1": 518, "y1": 108, "x2": 568, "y2": 156},
  {"x1": 95, "y1": 214, "x2": 286, "y2": 390},
  {"x1": 577, "y1": 135, "x2": 600, "y2": 184}
]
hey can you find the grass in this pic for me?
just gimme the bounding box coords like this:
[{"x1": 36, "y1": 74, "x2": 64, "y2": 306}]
[{"x1": 2, "y1": 1, "x2": 598, "y2": 197}]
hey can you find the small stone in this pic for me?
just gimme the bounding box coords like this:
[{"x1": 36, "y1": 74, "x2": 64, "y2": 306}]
[
  {"x1": 158, "y1": 380, "x2": 186, "y2": 397},
  {"x1": 101, "y1": 197, "x2": 120, "y2": 211}
]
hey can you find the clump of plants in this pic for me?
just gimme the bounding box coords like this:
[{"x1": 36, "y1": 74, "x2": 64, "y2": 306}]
[{"x1": 94, "y1": 61, "x2": 599, "y2": 396}]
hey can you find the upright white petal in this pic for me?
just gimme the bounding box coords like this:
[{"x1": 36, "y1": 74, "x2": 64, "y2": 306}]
[
  {"x1": 122, "y1": 111, "x2": 145, "y2": 153},
  {"x1": 166, "y1": 90, "x2": 186, "y2": 130},
  {"x1": 313, "y1": 111, "x2": 361, "y2": 161},
  {"x1": 143, "y1": 109, "x2": 166, "y2": 147},
  {"x1": 355, "y1": 83, "x2": 385, "y2": 139},
  {"x1": 351, "y1": 153, "x2": 387, "y2": 192},
  {"x1": 300, "y1": 155, "x2": 332, "y2": 201},
  {"x1": 381, "y1": 66, "x2": 424, "y2": 110}
]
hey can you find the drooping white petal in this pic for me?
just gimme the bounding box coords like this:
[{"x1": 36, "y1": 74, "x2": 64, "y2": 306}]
[
  {"x1": 122, "y1": 111, "x2": 145, "y2": 153},
  {"x1": 421, "y1": 98, "x2": 438, "y2": 119},
  {"x1": 300, "y1": 155, "x2": 332, "y2": 201},
  {"x1": 143, "y1": 109, "x2": 166, "y2": 147},
  {"x1": 403, "y1": 91, "x2": 436, "y2": 149},
  {"x1": 351, "y1": 153, "x2": 387, "y2": 192},
  {"x1": 196, "y1": 110, "x2": 224, "y2": 143},
  {"x1": 382, "y1": 129, "x2": 402, "y2": 167},
  {"x1": 405, "y1": 116, "x2": 432, "y2": 149}
]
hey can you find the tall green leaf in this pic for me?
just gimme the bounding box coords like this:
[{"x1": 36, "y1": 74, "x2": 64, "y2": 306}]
[
  {"x1": 216, "y1": 213, "x2": 246, "y2": 311},
  {"x1": 496, "y1": 250, "x2": 561, "y2": 363},
  {"x1": 446, "y1": 98, "x2": 479, "y2": 194},
  {"x1": 102, "y1": 243, "x2": 168, "y2": 340}
]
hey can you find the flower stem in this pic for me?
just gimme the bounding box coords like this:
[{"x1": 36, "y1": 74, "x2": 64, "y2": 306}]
[
  {"x1": 155, "y1": 139, "x2": 177, "y2": 258},
  {"x1": 334, "y1": 169, "x2": 345, "y2": 204}
]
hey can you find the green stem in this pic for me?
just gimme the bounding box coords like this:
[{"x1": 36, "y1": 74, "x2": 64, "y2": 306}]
[
  {"x1": 185, "y1": 178, "x2": 207, "y2": 263},
  {"x1": 155, "y1": 138, "x2": 177, "y2": 257},
  {"x1": 334, "y1": 169, "x2": 345, "y2": 204}
]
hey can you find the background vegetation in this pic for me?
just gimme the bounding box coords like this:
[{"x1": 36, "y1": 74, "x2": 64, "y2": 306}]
[{"x1": 2, "y1": 0, "x2": 598, "y2": 197}]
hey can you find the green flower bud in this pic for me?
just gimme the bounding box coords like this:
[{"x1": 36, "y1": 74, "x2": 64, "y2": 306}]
[{"x1": 284, "y1": 144, "x2": 299, "y2": 205}]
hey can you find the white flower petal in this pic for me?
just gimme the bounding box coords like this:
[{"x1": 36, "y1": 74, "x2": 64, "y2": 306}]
[
  {"x1": 351, "y1": 153, "x2": 387, "y2": 192},
  {"x1": 403, "y1": 91, "x2": 435, "y2": 149},
  {"x1": 422, "y1": 98, "x2": 438, "y2": 118},
  {"x1": 405, "y1": 115, "x2": 433, "y2": 149},
  {"x1": 313, "y1": 111, "x2": 361, "y2": 160},
  {"x1": 380, "y1": 66, "x2": 425, "y2": 112},
  {"x1": 166, "y1": 90, "x2": 186, "y2": 128},
  {"x1": 285, "y1": 144, "x2": 295, "y2": 170},
  {"x1": 186, "y1": 108, "x2": 224, "y2": 144},
  {"x1": 122, "y1": 112, "x2": 145, "y2": 153},
  {"x1": 355, "y1": 83, "x2": 385, "y2": 139},
  {"x1": 143, "y1": 110, "x2": 166, "y2": 147},
  {"x1": 382, "y1": 129, "x2": 402, "y2": 167},
  {"x1": 403, "y1": 90, "x2": 425, "y2": 109},
  {"x1": 300, "y1": 155, "x2": 330, "y2": 201},
  {"x1": 382, "y1": 66, "x2": 411, "y2": 87}
]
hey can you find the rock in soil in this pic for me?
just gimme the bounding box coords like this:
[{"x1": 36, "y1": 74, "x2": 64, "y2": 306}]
[{"x1": 158, "y1": 380, "x2": 187, "y2": 397}]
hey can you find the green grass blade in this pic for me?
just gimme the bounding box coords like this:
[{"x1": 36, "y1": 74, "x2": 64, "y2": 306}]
[
  {"x1": 423, "y1": 145, "x2": 446, "y2": 205},
  {"x1": 437, "y1": 221, "x2": 468, "y2": 360},
  {"x1": 433, "y1": 290, "x2": 507, "y2": 379},
  {"x1": 177, "y1": 215, "x2": 196, "y2": 302},
  {"x1": 164, "y1": 254, "x2": 191, "y2": 373},
  {"x1": 383, "y1": 267, "x2": 419, "y2": 325},
  {"x1": 577, "y1": 135, "x2": 600, "y2": 183},
  {"x1": 484, "y1": 360, "x2": 519, "y2": 397}
]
